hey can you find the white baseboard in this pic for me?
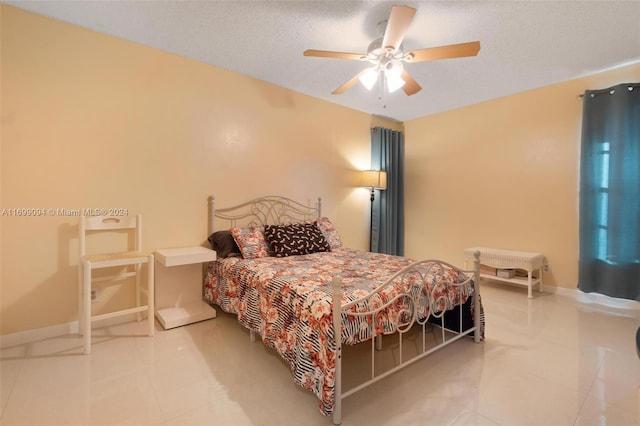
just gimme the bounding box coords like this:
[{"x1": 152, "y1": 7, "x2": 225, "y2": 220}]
[
  {"x1": 0, "y1": 313, "x2": 143, "y2": 349},
  {"x1": 0, "y1": 322, "x2": 77, "y2": 349},
  {"x1": 546, "y1": 285, "x2": 640, "y2": 317}
]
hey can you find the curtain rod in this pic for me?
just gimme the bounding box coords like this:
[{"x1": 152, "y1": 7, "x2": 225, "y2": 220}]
[{"x1": 577, "y1": 82, "x2": 640, "y2": 98}]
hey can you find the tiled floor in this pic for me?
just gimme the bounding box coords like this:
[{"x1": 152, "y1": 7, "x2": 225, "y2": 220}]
[{"x1": 1, "y1": 282, "x2": 639, "y2": 426}]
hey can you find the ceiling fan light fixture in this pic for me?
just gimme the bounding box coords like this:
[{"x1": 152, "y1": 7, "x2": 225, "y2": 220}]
[
  {"x1": 359, "y1": 67, "x2": 379, "y2": 91},
  {"x1": 386, "y1": 72, "x2": 405, "y2": 93},
  {"x1": 303, "y1": 5, "x2": 480, "y2": 97},
  {"x1": 385, "y1": 59, "x2": 404, "y2": 77}
]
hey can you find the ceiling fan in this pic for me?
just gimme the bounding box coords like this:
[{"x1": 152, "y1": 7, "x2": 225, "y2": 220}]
[{"x1": 303, "y1": 5, "x2": 480, "y2": 96}]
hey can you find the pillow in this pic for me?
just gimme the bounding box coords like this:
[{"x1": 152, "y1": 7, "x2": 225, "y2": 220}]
[
  {"x1": 315, "y1": 217, "x2": 343, "y2": 249},
  {"x1": 264, "y1": 222, "x2": 330, "y2": 257},
  {"x1": 230, "y1": 226, "x2": 270, "y2": 259},
  {"x1": 208, "y1": 230, "x2": 241, "y2": 259}
]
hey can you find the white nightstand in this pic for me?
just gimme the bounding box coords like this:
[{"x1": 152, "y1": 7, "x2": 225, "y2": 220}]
[{"x1": 154, "y1": 246, "x2": 217, "y2": 329}]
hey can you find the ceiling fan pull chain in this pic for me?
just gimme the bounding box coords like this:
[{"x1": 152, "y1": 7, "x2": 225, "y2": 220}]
[{"x1": 379, "y1": 74, "x2": 387, "y2": 109}]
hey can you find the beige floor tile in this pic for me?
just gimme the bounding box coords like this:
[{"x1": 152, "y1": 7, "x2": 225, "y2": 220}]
[
  {"x1": 574, "y1": 395, "x2": 640, "y2": 426},
  {"x1": 2, "y1": 281, "x2": 639, "y2": 426}
]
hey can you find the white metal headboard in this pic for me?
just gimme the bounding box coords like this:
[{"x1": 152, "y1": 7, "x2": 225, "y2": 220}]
[{"x1": 208, "y1": 195, "x2": 322, "y2": 233}]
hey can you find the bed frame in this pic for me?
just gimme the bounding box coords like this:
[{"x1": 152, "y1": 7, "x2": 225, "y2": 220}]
[
  {"x1": 208, "y1": 195, "x2": 322, "y2": 231},
  {"x1": 207, "y1": 195, "x2": 481, "y2": 425}
]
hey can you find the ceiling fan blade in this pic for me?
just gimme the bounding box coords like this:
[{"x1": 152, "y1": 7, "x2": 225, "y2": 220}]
[
  {"x1": 331, "y1": 70, "x2": 367, "y2": 95},
  {"x1": 382, "y1": 5, "x2": 416, "y2": 51},
  {"x1": 304, "y1": 49, "x2": 365, "y2": 61},
  {"x1": 401, "y1": 70, "x2": 421, "y2": 96},
  {"x1": 407, "y1": 41, "x2": 481, "y2": 62}
]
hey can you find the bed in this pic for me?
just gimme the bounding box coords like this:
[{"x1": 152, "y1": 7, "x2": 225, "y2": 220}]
[{"x1": 204, "y1": 195, "x2": 483, "y2": 425}]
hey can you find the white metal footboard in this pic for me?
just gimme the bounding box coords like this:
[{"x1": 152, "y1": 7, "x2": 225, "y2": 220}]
[{"x1": 331, "y1": 251, "x2": 481, "y2": 425}]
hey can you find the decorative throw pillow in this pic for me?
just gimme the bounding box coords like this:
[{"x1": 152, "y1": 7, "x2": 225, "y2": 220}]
[
  {"x1": 264, "y1": 222, "x2": 330, "y2": 257},
  {"x1": 230, "y1": 226, "x2": 270, "y2": 259},
  {"x1": 208, "y1": 230, "x2": 242, "y2": 259},
  {"x1": 315, "y1": 217, "x2": 343, "y2": 249}
]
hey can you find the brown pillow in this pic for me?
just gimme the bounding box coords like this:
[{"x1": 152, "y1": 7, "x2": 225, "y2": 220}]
[{"x1": 208, "y1": 230, "x2": 241, "y2": 259}]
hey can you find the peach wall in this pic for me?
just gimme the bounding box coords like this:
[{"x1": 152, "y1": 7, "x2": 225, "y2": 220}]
[
  {"x1": 0, "y1": 5, "x2": 394, "y2": 335},
  {"x1": 404, "y1": 62, "x2": 640, "y2": 289},
  {"x1": 3, "y1": 4, "x2": 638, "y2": 338}
]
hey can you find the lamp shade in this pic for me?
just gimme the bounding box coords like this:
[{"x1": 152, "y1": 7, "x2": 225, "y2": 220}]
[
  {"x1": 360, "y1": 170, "x2": 387, "y2": 190},
  {"x1": 359, "y1": 67, "x2": 379, "y2": 91},
  {"x1": 385, "y1": 61, "x2": 405, "y2": 93},
  {"x1": 386, "y1": 72, "x2": 406, "y2": 93}
]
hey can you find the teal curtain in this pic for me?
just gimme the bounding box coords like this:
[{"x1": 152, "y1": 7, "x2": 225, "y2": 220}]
[
  {"x1": 578, "y1": 83, "x2": 640, "y2": 301},
  {"x1": 371, "y1": 127, "x2": 404, "y2": 256}
]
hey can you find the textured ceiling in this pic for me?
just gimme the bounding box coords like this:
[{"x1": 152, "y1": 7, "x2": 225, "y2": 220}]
[{"x1": 7, "y1": 0, "x2": 640, "y2": 122}]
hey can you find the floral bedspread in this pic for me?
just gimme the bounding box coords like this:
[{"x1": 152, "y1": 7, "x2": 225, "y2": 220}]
[{"x1": 204, "y1": 248, "x2": 477, "y2": 415}]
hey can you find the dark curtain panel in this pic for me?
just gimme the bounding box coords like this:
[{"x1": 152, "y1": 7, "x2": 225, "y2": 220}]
[
  {"x1": 578, "y1": 83, "x2": 640, "y2": 300},
  {"x1": 371, "y1": 127, "x2": 405, "y2": 255}
]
